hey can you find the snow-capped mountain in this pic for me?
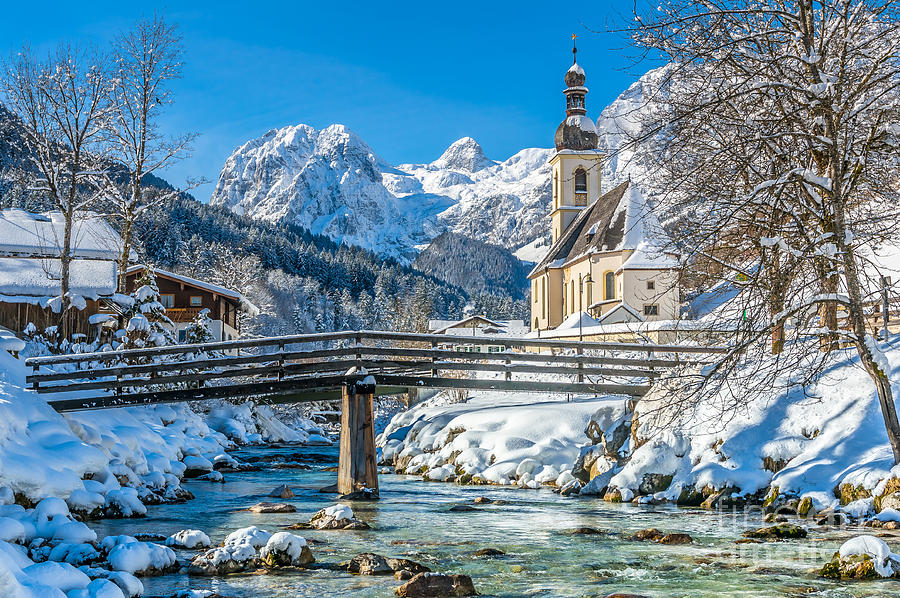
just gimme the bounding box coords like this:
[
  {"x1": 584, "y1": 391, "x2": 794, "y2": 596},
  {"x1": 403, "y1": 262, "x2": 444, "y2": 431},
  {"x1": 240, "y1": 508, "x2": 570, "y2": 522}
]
[
  {"x1": 210, "y1": 125, "x2": 553, "y2": 262},
  {"x1": 210, "y1": 70, "x2": 664, "y2": 262}
]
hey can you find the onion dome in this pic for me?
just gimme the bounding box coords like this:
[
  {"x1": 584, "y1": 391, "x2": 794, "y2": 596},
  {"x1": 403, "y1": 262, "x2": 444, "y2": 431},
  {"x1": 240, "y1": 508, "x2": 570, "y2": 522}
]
[{"x1": 554, "y1": 43, "x2": 598, "y2": 151}]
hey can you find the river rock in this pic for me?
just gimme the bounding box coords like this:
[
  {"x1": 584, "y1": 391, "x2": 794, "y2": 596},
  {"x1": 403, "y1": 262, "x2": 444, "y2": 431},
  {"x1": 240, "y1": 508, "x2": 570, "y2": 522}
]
[
  {"x1": 259, "y1": 532, "x2": 314, "y2": 567},
  {"x1": 387, "y1": 557, "x2": 431, "y2": 574},
  {"x1": 821, "y1": 536, "x2": 900, "y2": 579},
  {"x1": 395, "y1": 572, "x2": 477, "y2": 597},
  {"x1": 269, "y1": 485, "x2": 294, "y2": 499},
  {"x1": 563, "y1": 527, "x2": 606, "y2": 535},
  {"x1": 628, "y1": 528, "x2": 693, "y2": 544},
  {"x1": 603, "y1": 594, "x2": 652, "y2": 598},
  {"x1": 348, "y1": 553, "x2": 393, "y2": 575},
  {"x1": 448, "y1": 504, "x2": 477, "y2": 512},
  {"x1": 396, "y1": 569, "x2": 415, "y2": 580},
  {"x1": 473, "y1": 548, "x2": 505, "y2": 556},
  {"x1": 742, "y1": 523, "x2": 807, "y2": 540},
  {"x1": 248, "y1": 502, "x2": 296, "y2": 513},
  {"x1": 308, "y1": 503, "x2": 370, "y2": 530},
  {"x1": 189, "y1": 542, "x2": 258, "y2": 576}
]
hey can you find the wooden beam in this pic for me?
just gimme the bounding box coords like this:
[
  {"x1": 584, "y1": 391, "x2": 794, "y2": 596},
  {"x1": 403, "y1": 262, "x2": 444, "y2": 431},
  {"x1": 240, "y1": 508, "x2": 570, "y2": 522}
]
[{"x1": 337, "y1": 375, "x2": 378, "y2": 497}]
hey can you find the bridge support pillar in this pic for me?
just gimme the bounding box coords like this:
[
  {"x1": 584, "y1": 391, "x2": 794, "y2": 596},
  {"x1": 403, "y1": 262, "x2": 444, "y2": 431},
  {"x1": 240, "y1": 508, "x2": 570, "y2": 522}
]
[{"x1": 338, "y1": 372, "x2": 378, "y2": 498}]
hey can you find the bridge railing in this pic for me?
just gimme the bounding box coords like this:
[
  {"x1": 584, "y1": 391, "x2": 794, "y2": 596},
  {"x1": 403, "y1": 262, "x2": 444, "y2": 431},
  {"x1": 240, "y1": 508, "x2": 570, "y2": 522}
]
[{"x1": 24, "y1": 330, "x2": 729, "y2": 411}]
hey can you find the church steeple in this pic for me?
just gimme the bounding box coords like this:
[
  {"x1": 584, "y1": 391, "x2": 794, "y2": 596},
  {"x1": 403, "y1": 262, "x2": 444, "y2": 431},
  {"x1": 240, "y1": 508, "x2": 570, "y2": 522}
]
[
  {"x1": 549, "y1": 38, "x2": 602, "y2": 243},
  {"x1": 554, "y1": 38, "x2": 598, "y2": 151}
]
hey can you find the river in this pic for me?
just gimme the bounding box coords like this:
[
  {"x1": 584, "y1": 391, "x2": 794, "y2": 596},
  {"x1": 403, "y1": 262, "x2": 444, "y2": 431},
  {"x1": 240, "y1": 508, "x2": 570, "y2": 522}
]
[{"x1": 89, "y1": 444, "x2": 899, "y2": 597}]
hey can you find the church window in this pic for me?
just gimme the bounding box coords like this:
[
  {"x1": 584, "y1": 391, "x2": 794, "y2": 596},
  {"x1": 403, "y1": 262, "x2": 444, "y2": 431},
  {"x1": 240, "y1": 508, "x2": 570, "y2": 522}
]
[
  {"x1": 643, "y1": 304, "x2": 659, "y2": 316},
  {"x1": 586, "y1": 280, "x2": 592, "y2": 306},
  {"x1": 574, "y1": 169, "x2": 587, "y2": 193},
  {"x1": 604, "y1": 271, "x2": 615, "y2": 301},
  {"x1": 647, "y1": 280, "x2": 655, "y2": 290}
]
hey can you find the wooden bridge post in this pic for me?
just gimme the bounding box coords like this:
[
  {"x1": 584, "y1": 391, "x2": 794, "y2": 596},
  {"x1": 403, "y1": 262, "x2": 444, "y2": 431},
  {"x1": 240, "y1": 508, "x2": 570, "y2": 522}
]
[{"x1": 337, "y1": 371, "x2": 378, "y2": 498}]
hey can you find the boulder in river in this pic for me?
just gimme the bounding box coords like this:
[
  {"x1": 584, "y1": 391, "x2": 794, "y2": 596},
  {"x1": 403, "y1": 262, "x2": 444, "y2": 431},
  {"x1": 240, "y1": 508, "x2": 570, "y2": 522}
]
[
  {"x1": 628, "y1": 528, "x2": 693, "y2": 544},
  {"x1": 742, "y1": 523, "x2": 807, "y2": 540},
  {"x1": 473, "y1": 548, "x2": 505, "y2": 557},
  {"x1": 395, "y1": 572, "x2": 477, "y2": 597},
  {"x1": 269, "y1": 485, "x2": 294, "y2": 499},
  {"x1": 308, "y1": 503, "x2": 370, "y2": 530},
  {"x1": 248, "y1": 502, "x2": 296, "y2": 513},
  {"x1": 347, "y1": 553, "x2": 393, "y2": 575},
  {"x1": 821, "y1": 535, "x2": 900, "y2": 579},
  {"x1": 188, "y1": 542, "x2": 258, "y2": 576},
  {"x1": 259, "y1": 532, "x2": 314, "y2": 567}
]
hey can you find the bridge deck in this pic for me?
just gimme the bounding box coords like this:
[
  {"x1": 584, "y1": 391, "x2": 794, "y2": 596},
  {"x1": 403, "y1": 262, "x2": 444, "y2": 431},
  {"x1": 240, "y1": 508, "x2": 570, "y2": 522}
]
[{"x1": 25, "y1": 330, "x2": 729, "y2": 411}]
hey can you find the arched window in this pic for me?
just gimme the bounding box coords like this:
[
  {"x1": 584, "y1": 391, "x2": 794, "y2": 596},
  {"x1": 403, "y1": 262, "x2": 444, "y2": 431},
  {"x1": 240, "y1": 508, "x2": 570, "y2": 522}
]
[
  {"x1": 534, "y1": 317, "x2": 539, "y2": 329},
  {"x1": 543, "y1": 277, "x2": 548, "y2": 319},
  {"x1": 604, "y1": 271, "x2": 615, "y2": 301},
  {"x1": 574, "y1": 168, "x2": 587, "y2": 194},
  {"x1": 586, "y1": 279, "x2": 593, "y2": 307},
  {"x1": 570, "y1": 280, "x2": 576, "y2": 312}
]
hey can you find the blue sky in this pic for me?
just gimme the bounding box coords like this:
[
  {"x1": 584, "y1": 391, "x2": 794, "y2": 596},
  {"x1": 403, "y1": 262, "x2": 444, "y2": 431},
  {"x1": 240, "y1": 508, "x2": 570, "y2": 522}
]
[{"x1": 1, "y1": 1, "x2": 645, "y2": 200}]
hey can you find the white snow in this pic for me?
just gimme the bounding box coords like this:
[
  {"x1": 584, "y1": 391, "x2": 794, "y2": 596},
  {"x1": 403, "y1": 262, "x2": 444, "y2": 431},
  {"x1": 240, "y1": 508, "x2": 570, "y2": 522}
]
[
  {"x1": 838, "y1": 536, "x2": 899, "y2": 577},
  {"x1": 566, "y1": 114, "x2": 597, "y2": 134},
  {"x1": 166, "y1": 529, "x2": 212, "y2": 549},
  {"x1": 225, "y1": 526, "x2": 272, "y2": 549},
  {"x1": 322, "y1": 504, "x2": 353, "y2": 521},
  {"x1": 259, "y1": 532, "x2": 307, "y2": 564},
  {"x1": 379, "y1": 390, "x2": 627, "y2": 486},
  {"x1": 0, "y1": 258, "x2": 117, "y2": 303},
  {"x1": 106, "y1": 540, "x2": 176, "y2": 574},
  {"x1": 0, "y1": 210, "x2": 125, "y2": 260}
]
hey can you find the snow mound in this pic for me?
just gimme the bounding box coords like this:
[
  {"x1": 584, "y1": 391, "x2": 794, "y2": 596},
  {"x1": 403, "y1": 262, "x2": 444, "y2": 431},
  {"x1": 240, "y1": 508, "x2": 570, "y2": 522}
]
[
  {"x1": 166, "y1": 529, "x2": 211, "y2": 549},
  {"x1": 839, "y1": 536, "x2": 900, "y2": 577},
  {"x1": 323, "y1": 504, "x2": 353, "y2": 520}
]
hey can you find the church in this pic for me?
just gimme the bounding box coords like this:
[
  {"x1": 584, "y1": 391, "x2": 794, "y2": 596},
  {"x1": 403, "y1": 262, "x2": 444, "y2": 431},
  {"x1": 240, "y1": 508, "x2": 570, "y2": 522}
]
[{"x1": 528, "y1": 47, "x2": 680, "y2": 333}]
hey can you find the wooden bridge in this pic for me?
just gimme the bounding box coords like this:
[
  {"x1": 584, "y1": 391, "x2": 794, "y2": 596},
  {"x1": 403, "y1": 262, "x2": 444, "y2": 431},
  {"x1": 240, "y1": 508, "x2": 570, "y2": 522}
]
[{"x1": 25, "y1": 330, "x2": 726, "y2": 497}]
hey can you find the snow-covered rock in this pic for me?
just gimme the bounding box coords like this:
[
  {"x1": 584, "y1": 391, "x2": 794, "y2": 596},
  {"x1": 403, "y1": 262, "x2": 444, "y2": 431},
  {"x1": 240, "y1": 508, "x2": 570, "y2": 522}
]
[
  {"x1": 822, "y1": 535, "x2": 900, "y2": 579},
  {"x1": 307, "y1": 503, "x2": 369, "y2": 530},
  {"x1": 258, "y1": 532, "x2": 313, "y2": 567},
  {"x1": 189, "y1": 541, "x2": 258, "y2": 576},
  {"x1": 166, "y1": 529, "x2": 212, "y2": 549},
  {"x1": 105, "y1": 539, "x2": 177, "y2": 576}
]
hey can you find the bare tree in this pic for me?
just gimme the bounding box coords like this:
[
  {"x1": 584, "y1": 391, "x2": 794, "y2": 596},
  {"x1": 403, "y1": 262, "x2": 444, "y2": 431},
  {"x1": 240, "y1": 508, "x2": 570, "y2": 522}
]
[
  {"x1": 622, "y1": 1, "x2": 900, "y2": 460},
  {"x1": 107, "y1": 15, "x2": 195, "y2": 291},
  {"x1": 1, "y1": 44, "x2": 113, "y2": 336}
]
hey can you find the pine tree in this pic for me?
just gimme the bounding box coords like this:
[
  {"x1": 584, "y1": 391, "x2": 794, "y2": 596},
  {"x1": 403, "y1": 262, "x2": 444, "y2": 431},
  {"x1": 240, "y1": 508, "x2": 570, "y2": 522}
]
[
  {"x1": 183, "y1": 308, "x2": 214, "y2": 344},
  {"x1": 122, "y1": 268, "x2": 174, "y2": 348}
]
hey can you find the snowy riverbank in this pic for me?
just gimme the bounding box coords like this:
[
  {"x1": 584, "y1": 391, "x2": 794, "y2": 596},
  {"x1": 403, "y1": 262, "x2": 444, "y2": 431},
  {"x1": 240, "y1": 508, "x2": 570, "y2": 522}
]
[
  {"x1": 0, "y1": 348, "x2": 329, "y2": 596},
  {"x1": 378, "y1": 340, "x2": 900, "y2": 517}
]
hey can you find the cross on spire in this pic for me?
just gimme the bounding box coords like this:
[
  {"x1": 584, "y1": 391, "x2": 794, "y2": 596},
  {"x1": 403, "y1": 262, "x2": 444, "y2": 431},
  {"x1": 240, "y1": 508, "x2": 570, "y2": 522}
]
[{"x1": 572, "y1": 33, "x2": 577, "y2": 64}]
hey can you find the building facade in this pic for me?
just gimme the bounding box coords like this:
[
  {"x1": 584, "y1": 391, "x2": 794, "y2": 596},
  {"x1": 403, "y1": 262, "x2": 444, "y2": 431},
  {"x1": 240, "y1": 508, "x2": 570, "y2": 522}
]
[
  {"x1": 528, "y1": 48, "x2": 680, "y2": 332},
  {"x1": 125, "y1": 266, "x2": 257, "y2": 343}
]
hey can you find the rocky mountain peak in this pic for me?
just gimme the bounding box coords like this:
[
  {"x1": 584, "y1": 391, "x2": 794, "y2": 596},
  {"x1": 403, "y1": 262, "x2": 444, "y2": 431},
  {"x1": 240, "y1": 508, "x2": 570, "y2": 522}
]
[{"x1": 431, "y1": 137, "x2": 494, "y2": 173}]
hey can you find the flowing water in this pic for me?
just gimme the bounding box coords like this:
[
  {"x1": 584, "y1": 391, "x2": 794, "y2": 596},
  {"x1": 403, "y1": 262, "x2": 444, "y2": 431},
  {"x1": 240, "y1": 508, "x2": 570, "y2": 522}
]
[{"x1": 90, "y1": 445, "x2": 900, "y2": 597}]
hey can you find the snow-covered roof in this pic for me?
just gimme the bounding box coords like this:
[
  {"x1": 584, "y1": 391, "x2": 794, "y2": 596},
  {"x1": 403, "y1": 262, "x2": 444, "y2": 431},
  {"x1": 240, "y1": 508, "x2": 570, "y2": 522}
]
[
  {"x1": 555, "y1": 311, "x2": 600, "y2": 330},
  {"x1": 126, "y1": 265, "x2": 260, "y2": 315},
  {"x1": 595, "y1": 302, "x2": 644, "y2": 324},
  {"x1": 568, "y1": 62, "x2": 585, "y2": 76},
  {"x1": 530, "y1": 181, "x2": 678, "y2": 277},
  {"x1": 0, "y1": 257, "x2": 117, "y2": 306},
  {"x1": 0, "y1": 209, "x2": 127, "y2": 260}
]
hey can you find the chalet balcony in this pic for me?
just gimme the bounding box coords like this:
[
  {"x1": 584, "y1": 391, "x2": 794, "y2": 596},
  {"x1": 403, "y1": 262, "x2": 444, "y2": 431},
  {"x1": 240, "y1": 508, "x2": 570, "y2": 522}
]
[{"x1": 165, "y1": 307, "x2": 208, "y2": 323}]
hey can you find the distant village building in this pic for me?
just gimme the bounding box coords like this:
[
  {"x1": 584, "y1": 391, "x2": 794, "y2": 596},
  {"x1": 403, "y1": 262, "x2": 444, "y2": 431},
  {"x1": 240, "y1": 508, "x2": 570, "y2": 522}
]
[
  {"x1": 528, "y1": 48, "x2": 679, "y2": 332},
  {"x1": 125, "y1": 266, "x2": 258, "y2": 343},
  {"x1": 428, "y1": 316, "x2": 529, "y2": 352},
  {"x1": 0, "y1": 209, "x2": 123, "y2": 335}
]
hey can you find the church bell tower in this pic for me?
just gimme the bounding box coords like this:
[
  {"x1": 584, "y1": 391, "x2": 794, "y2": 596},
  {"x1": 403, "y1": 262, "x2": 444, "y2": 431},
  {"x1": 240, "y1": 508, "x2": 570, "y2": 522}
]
[{"x1": 549, "y1": 40, "x2": 603, "y2": 243}]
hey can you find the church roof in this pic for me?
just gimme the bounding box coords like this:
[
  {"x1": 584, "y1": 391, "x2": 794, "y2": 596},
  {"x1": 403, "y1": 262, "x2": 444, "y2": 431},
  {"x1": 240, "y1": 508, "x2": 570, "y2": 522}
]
[{"x1": 529, "y1": 181, "x2": 677, "y2": 276}]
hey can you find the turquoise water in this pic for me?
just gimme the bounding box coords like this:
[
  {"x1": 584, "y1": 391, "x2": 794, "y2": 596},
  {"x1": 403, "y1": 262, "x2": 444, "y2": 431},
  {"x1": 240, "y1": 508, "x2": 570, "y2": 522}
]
[{"x1": 89, "y1": 445, "x2": 900, "y2": 597}]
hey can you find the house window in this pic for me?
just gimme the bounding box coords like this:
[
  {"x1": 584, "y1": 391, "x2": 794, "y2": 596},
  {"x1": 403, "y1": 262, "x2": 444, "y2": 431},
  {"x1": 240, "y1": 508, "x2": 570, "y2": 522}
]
[
  {"x1": 604, "y1": 271, "x2": 615, "y2": 301},
  {"x1": 190, "y1": 296, "x2": 202, "y2": 307},
  {"x1": 160, "y1": 294, "x2": 174, "y2": 308},
  {"x1": 643, "y1": 304, "x2": 659, "y2": 316},
  {"x1": 574, "y1": 168, "x2": 587, "y2": 194},
  {"x1": 178, "y1": 329, "x2": 187, "y2": 342},
  {"x1": 647, "y1": 280, "x2": 655, "y2": 291}
]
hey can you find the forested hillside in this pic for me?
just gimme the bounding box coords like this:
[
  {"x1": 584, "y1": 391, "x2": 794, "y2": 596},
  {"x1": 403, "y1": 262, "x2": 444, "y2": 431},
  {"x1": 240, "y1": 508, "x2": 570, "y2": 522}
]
[{"x1": 413, "y1": 231, "x2": 531, "y2": 299}]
